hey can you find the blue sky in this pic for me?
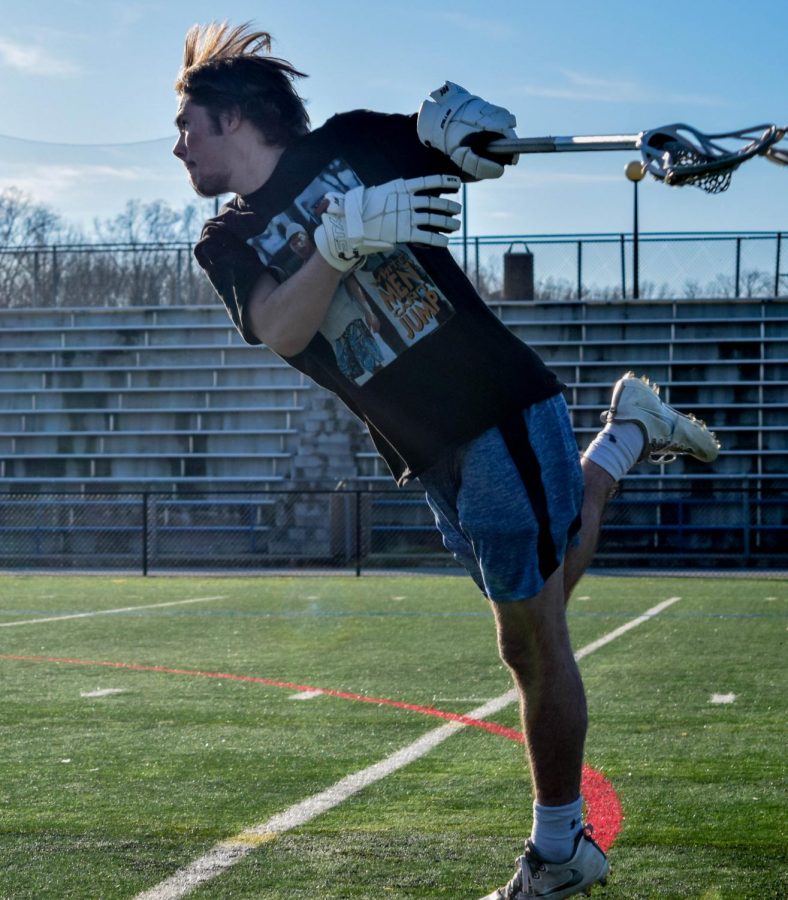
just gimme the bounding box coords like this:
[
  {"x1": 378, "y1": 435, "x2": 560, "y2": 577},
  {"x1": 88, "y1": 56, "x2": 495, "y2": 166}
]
[{"x1": 0, "y1": 0, "x2": 784, "y2": 237}]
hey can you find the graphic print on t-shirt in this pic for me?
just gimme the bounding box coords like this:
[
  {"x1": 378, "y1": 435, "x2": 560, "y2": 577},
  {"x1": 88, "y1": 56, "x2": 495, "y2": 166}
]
[{"x1": 245, "y1": 159, "x2": 454, "y2": 386}]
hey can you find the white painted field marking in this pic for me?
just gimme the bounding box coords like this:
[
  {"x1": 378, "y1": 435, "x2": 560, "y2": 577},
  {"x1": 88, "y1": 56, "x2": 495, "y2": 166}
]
[
  {"x1": 573, "y1": 597, "x2": 681, "y2": 661},
  {"x1": 0, "y1": 596, "x2": 227, "y2": 628},
  {"x1": 79, "y1": 688, "x2": 127, "y2": 700},
  {"x1": 710, "y1": 693, "x2": 736, "y2": 704},
  {"x1": 433, "y1": 697, "x2": 493, "y2": 703},
  {"x1": 134, "y1": 596, "x2": 680, "y2": 900},
  {"x1": 80, "y1": 688, "x2": 127, "y2": 699},
  {"x1": 288, "y1": 690, "x2": 324, "y2": 701}
]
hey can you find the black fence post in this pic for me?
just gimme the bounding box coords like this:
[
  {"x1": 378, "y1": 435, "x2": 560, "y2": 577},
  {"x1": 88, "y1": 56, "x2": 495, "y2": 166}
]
[
  {"x1": 462, "y1": 183, "x2": 468, "y2": 275},
  {"x1": 742, "y1": 487, "x2": 751, "y2": 568},
  {"x1": 775, "y1": 232, "x2": 783, "y2": 296},
  {"x1": 354, "y1": 490, "x2": 362, "y2": 577},
  {"x1": 576, "y1": 240, "x2": 583, "y2": 299},
  {"x1": 51, "y1": 246, "x2": 59, "y2": 306},
  {"x1": 142, "y1": 491, "x2": 149, "y2": 576},
  {"x1": 735, "y1": 237, "x2": 742, "y2": 298},
  {"x1": 176, "y1": 248, "x2": 183, "y2": 306}
]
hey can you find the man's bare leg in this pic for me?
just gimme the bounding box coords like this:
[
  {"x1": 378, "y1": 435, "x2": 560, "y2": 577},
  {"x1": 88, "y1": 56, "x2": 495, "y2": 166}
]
[
  {"x1": 491, "y1": 462, "x2": 616, "y2": 803},
  {"x1": 481, "y1": 376, "x2": 721, "y2": 896},
  {"x1": 563, "y1": 457, "x2": 617, "y2": 601},
  {"x1": 491, "y1": 565, "x2": 586, "y2": 805}
]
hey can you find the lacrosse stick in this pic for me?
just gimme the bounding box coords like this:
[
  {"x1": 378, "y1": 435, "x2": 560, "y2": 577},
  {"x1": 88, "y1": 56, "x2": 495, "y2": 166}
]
[{"x1": 488, "y1": 122, "x2": 787, "y2": 193}]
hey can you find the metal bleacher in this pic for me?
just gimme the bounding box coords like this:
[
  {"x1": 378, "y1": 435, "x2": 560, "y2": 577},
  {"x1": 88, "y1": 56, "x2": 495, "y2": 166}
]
[
  {"x1": 505, "y1": 297, "x2": 788, "y2": 481},
  {"x1": 0, "y1": 296, "x2": 785, "y2": 569},
  {"x1": 356, "y1": 296, "x2": 788, "y2": 482},
  {"x1": 0, "y1": 305, "x2": 315, "y2": 569},
  {"x1": 357, "y1": 296, "x2": 788, "y2": 569},
  {"x1": 0, "y1": 306, "x2": 309, "y2": 490}
]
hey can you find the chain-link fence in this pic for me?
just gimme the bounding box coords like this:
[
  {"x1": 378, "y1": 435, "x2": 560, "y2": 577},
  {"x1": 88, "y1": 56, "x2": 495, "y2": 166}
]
[
  {"x1": 0, "y1": 485, "x2": 784, "y2": 574},
  {"x1": 0, "y1": 232, "x2": 784, "y2": 309}
]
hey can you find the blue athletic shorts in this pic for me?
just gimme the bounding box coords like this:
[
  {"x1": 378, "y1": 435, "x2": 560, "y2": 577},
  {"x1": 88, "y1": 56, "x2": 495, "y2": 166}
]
[{"x1": 419, "y1": 393, "x2": 583, "y2": 602}]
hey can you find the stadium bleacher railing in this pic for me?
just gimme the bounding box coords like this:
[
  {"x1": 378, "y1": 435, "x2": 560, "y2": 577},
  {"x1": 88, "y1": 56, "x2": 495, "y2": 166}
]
[
  {"x1": 455, "y1": 230, "x2": 786, "y2": 301},
  {"x1": 0, "y1": 231, "x2": 784, "y2": 307}
]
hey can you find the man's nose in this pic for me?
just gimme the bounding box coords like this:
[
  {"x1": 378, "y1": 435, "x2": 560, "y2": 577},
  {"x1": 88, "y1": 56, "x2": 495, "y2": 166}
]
[{"x1": 173, "y1": 134, "x2": 186, "y2": 159}]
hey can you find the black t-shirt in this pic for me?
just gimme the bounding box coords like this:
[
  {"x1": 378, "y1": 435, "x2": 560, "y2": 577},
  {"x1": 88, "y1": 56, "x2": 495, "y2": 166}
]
[{"x1": 194, "y1": 110, "x2": 563, "y2": 484}]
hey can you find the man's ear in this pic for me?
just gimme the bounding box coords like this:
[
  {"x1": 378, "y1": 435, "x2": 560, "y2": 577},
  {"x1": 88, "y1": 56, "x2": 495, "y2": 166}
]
[{"x1": 219, "y1": 107, "x2": 243, "y2": 135}]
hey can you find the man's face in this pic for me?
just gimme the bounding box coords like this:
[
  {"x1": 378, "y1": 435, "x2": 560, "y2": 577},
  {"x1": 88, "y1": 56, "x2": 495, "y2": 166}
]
[{"x1": 173, "y1": 99, "x2": 232, "y2": 197}]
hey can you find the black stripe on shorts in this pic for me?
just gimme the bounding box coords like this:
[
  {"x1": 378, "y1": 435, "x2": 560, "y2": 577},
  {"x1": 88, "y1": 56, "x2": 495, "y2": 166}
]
[{"x1": 497, "y1": 410, "x2": 560, "y2": 585}]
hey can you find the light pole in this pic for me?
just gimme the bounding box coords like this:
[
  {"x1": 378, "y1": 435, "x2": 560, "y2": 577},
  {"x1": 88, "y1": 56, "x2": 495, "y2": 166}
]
[
  {"x1": 462, "y1": 182, "x2": 468, "y2": 275},
  {"x1": 625, "y1": 160, "x2": 646, "y2": 299}
]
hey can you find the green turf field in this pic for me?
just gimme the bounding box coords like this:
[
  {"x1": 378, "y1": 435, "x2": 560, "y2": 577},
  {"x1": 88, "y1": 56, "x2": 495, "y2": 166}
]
[{"x1": 0, "y1": 574, "x2": 785, "y2": 899}]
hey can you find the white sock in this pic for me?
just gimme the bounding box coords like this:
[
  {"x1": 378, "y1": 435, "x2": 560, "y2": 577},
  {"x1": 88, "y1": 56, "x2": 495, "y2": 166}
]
[
  {"x1": 583, "y1": 422, "x2": 644, "y2": 482},
  {"x1": 530, "y1": 796, "x2": 584, "y2": 863}
]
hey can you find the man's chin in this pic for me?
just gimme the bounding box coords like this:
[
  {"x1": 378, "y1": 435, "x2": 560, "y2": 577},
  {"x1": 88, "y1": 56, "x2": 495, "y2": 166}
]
[{"x1": 190, "y1": 174, "x2": 228, "y2": 199}]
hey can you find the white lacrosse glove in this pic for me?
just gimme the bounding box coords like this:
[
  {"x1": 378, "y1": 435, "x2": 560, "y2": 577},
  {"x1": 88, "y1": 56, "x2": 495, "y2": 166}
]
[
  {"x1": 417, "y1": 81, "x2": 519, "y2": 180},
  {"x1": 314, "y1": 174, "x2": 462, "y2": 272}
]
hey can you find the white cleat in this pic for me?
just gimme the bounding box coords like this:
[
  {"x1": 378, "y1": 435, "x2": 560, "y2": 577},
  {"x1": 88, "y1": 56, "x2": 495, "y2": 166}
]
[
  {"x1": 480, "y1": 827, "x2": 609, "y2": 899},
  {"x1": 602, "y1": 372, "x2": 720, "y2": 465}
]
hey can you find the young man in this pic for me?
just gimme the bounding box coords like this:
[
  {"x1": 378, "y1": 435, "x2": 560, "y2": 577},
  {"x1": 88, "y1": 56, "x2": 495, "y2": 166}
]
[{"x1": 173, "y1": 23, "x2": 719, "y2": 899}]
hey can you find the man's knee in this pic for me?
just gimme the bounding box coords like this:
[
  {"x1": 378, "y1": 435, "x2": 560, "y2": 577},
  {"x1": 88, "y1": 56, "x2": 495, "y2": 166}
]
[
  {"x1": 496, "y1": 623, "x2": 532, "y2": 675},
  {"x1": 492, "y1": 570, "x2": 572, "y2": 679}
]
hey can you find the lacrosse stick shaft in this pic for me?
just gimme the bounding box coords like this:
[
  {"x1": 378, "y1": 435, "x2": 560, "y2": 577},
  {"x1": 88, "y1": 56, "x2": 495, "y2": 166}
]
[
  {"x1": 765, "y1": 129, "x2": 788, "y2": 166},
  {"x1": 766, "y1": 146, "x2": 788, "y2": 166},
  {"x1": 488, "y1": 134, "x2": 640, "y2": 155},
  {"x1": 489, "y1": 125, "x2": 788, "y2": 158}
]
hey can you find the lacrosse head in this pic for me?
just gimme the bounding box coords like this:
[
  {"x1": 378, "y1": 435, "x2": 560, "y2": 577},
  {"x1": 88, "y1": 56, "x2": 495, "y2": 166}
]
[{"x1": 638, "y1": 123, "x2": 783, "y2": 193}]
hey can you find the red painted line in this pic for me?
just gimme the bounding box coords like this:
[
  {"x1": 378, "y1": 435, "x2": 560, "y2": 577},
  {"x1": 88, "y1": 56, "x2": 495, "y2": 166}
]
[
  {"x1": 0, "y1": 653, "x2": 522, "y2": 739},
  {"x1": 0, "y1": 652, "x2": 623, "y2": 849},
  {"x1": 579, "y1": 763, "x2": 623, "y2": 852}
]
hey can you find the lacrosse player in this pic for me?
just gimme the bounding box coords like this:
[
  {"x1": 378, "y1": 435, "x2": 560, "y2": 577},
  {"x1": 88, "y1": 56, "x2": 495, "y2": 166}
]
[{"x1": 173, "y1": 22, "x2": 719, "y2": 899}]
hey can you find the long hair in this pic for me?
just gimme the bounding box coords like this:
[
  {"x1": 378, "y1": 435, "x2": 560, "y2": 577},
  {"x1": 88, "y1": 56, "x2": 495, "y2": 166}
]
[{"x1": 175, "y1": 22, "x2": 310, "y2": 145}]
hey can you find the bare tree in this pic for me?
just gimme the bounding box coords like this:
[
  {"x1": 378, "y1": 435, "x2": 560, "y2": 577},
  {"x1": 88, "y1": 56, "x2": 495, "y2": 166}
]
[
  {"x1": 0, "y1": 187, "x2": 71, "y2": 247},
  {"x1": 0, "y1": 189, "x2": 81, "y2": 307},
  {"x1": 92, "y1": 198, "x2": 212, "y2": 245}
]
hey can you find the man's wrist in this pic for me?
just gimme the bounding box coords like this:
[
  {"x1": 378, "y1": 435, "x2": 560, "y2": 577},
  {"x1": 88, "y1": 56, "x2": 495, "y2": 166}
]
[{"x1": 314, "y1": 219, "x2": 363, "y2": 272}]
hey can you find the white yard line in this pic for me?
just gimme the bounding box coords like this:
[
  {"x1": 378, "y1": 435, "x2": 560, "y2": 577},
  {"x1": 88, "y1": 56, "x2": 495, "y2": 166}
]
[
  {"x1": 0, "y1": 596, "x2": 227, "y2": 628},
  {"x1": 80, "y1": 688, "x2": 127, "y2": 699},
  {"x1": 134, "y1": 595, "x2": 681, "y2": 900},
  {"x1": 573, "y1": 596, "x2": 681, "y2": 660}
]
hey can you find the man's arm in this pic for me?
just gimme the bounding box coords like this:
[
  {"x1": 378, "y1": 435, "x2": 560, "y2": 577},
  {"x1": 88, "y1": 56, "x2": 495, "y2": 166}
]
[
  {"x1": 231, "y1": 175, "x2": 462, "y2": 358},
  {"x1": 246, "y1": 252, "x2": 343, "y2": 358}
]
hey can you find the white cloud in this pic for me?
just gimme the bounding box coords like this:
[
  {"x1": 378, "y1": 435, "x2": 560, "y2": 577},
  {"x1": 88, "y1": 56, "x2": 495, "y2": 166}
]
[
  {"x1": 0, "y1": 157, "x2": 193, "y2": 227},
  {"x1": 518, "y1": 69, "x2": 726, "y2": 108},
  {"x1": 0, "y1": 162, "x2": 167, "y2": 203},
  {"x1": 423, "y1": 12, "x2": 513, "y2": 41},
  {"x1": 0, "y1": 36, "x2": 80, "y2": 76}
]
